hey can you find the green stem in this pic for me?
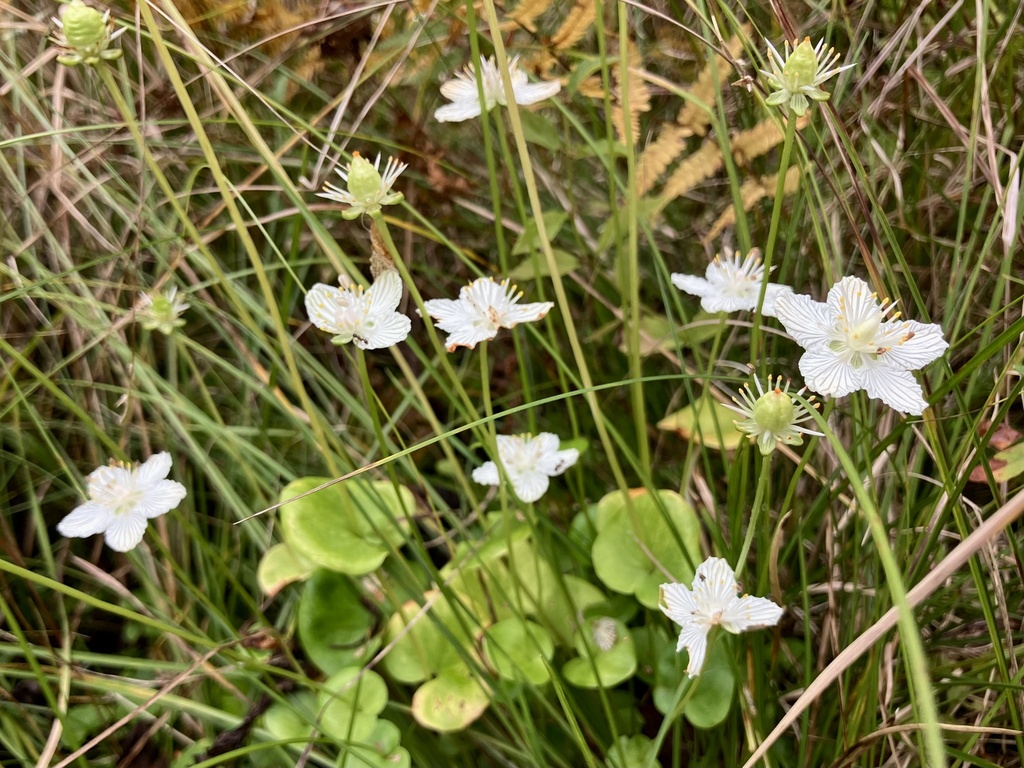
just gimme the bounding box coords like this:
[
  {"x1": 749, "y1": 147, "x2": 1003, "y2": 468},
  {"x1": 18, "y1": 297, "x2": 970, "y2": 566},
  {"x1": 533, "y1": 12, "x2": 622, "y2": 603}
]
[
  {"x1": 735, "y1": 454, "x2": 772, "y2": 578},
  {"x1": 751, "y1": 113, "x2": 798, "y2": 370},
  {"x1": 643, "y1": 658, "x2": 699, "y2": 768},
  {"x1": 796, "y1": 395, "x2": 946, "y2": 768}
]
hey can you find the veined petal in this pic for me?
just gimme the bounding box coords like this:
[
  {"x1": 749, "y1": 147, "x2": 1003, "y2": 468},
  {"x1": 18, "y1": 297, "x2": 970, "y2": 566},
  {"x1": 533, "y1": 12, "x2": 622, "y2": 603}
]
[
  {"x1": 671, "y1": 273, "x2": 714, "y2": 298},
  {"x1": 692, "y1": 556, "x2": 740, "y2": 608},
  {"x1": 678, "y1": 624, "x2": 709, "y2": 677},
  {"x1": 700, "y1": 295, "x2": 757, "y2": 313},
  {"x1": 775, "y1": 292, "x2": 835, "y2": 349},
  {"x1": 502, "y1": 300, "x2": 554, "y2": 327},
  {"x1": 354, "y1": 313, "x2": 411, "y2": 350},
  {"x1": 513, "y1": 79, "x2": 561, "y2": 106},
  {"x1": 134, "y1": 452, "x2": 173, "y2": 488},
  {"x1": 659, "y1": 581, "x2": 700, "y2": 626},
  {"x1": 136, "y1": 479, "x2": 187, "y2": 518},
  {"x1": 305, "y1": 284, "x2": 345, "y2": 335},
  {"x1": 760, "y1": 284, "x2": 795, "y2": 317},
  {"x1": 57, "y1": 502, "x2": 113, "y2": 538},
  {"x1": 721, "y1": 594, "x2": 784, "y2": 634},
  {"x1": 367, "y1": 270, "x2": 404, "y2": 315},
  {"x1": 439, "y1": 77, "x2": 479, "y2": 103},
  {"x1": 104, "y1": 514, "x2": 148, "y2": 553},
  {"x1": 862, "y1": 366, "x2": 929, "y2": 415},
  {"x1": 880, "y1": 320, "x2": 948, "y2": 369},
  {"x1": 799, "y1": 350, "x2": 863, "y2": 398},
  {"x1": 472, "y1": 461, "x2": 500, "y2": 487},
  {"x1": 434, "y1": 98, "x2": 484, "y2": 123},
  {"x1": 512, "y1": 470, "x2": 549, "y2": 503},
  {"x1": 419, "y1": 298, "x2": 480, "y2": 333},
  {"x1": 536, "y1": 448, "x2": 579, "y2": 477},
  {"x1": 441, "y1": 324, "x2": 497, "y2": 351}
]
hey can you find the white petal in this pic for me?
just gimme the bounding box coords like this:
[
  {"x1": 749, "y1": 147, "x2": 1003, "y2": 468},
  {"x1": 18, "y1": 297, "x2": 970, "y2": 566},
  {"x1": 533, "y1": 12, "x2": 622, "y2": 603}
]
[
  {"x1": 443, "y1": 324, "x2": 496, "y2": 351},
  {"x1": 104, "y1": 514, "x2": 149, "y2": 552},
  {"x1": 512, "y1": 79, "x2": 561, "y2": 106},
  {"x1": 354, "y1": 313, "x2": 411, "y2": 350},
  {"x1": 501, "y1": 301, "x2": 554, "y2": 327},
  {"x1": 827, "y1": 275, "x2": 873, "y2": 311},
  {"x1": 759, "y1": 284, "x2": 795, "y2": 318},
  {"x1": 512, "y1": 470, "x2": 549, "y2": 503},
  {"x1": 420, "y1": 297, "x2": 480, "y2": 333},
  {"x1": 677, "y1": 624, "x2": 709, "y2": 677},
  {"x1": 671, "y1": 273, "x2": 714, "y2": 298},
  {"x1": 861, "y1": 366, "x2": 929, "y2": 415},
  {"x1": 536, "y1": 448, "x2": 578, "y2": 477},
  {"x1": 472, "y1": 462, "x2": 500, "y2": 487},
  {"x1": 881, "y1": 320, "x2": 948, "y2": 370},
  {"x1": 434, "y1": 98, "x2": 483, "y2": 123},
  {"x1": 774, "y1": 292, "x2": 835, "y2": 349},
  {"x1": 367, "y1": 271, "x2": 403, "y2": 315},
  {"x1": 721, "y1": 595, "x2": 784, "y2": 634},
  {"x1": 659, "y1": 581, "x2": 699, "y2": 626},
  {"x1": 305, "y1": 284, "x2": 345, "y2": 335},
  {"x1": 691, "y1": 557, "x2": 740, "y2": 609},
  {"x1": 700, "y1": 295, "x2": 756, "y2": 313},
  {"x1": 439, "y1": 77, "x2": 479, "y2": 103},
  {"x1": 799, "y1": 350, "x2": 863, "y2": 398},
  {"x1": 134, "y1": 452, "x2": 173, "y2": 488},
  {"x1": 57, "y1": 502, "x2": 113, "y2": 539},
  {"x1": 136, "y1": 480, "x2": 187, "y2": 519}
]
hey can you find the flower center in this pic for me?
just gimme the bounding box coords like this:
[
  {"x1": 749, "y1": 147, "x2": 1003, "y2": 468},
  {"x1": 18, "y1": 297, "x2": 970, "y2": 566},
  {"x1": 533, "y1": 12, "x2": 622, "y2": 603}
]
[
  {"x1": 752, "y1": 389, "x2": 795, "y2": 433},
  {"x1": 843, "y1": 314, "x2": 882, "y2": 353}
]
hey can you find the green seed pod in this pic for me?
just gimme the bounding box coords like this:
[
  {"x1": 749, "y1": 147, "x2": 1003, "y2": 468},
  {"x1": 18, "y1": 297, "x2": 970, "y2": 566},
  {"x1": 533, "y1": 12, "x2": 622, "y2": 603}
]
[
  {"x1": 60, "y1": 0, "x2": 108, "y2": 52},
  {"x1": 751, "y1": 389, "x2": 796, "y2": 435},
  {"x1": 782, "y1": 37, "x2": 818, "y2": 88},
  {"x1": 345, "y1": 153, "x2": 384, "y2": 205}
]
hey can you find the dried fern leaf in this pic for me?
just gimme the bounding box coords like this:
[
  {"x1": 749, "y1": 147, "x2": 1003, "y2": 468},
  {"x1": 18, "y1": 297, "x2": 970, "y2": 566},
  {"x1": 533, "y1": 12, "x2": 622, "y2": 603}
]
[
  {"x1": 551, "y1": 0, "x2": 597, "y2": 51},
  {"x1": 660, "y1": 142, "x2": 724, "y2": 203},
  {"x1": 676, "y1": 27, "x2": 750, "y2": 138},
  {"x1": 731, "y1": 115, "x2": 808, "y2": 166},
  {"x1": 703, "y1": 166, "x2": 802, "y2": 243},
  {"x1": 577, "y1": 76, "x2": 607, "y2": 99},
  {"x1": 610, "y1": 45, "x2": 650, "y2": 142},
  {"x1": 509, "y1": 0, "x2": 553, "y2": 33},
  {"x1": 637, "y1": 123, "x2": 689, "y2": 196}
]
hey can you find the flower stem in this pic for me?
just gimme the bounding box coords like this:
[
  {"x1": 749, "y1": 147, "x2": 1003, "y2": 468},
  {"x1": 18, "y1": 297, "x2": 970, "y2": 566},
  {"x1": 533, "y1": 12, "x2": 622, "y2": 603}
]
[
  {"x1": 643, "y1": 661, "x2": 699, "y2": 768},
  {"x1": 735, "y1": 454, "x2": 772, "y2": 579},
  {"x1": 796, "y1": 395, "x2": 947, "y2": 768},
  {"x1": 751, "y1": 113, "x2": 798, "y2": 370}
]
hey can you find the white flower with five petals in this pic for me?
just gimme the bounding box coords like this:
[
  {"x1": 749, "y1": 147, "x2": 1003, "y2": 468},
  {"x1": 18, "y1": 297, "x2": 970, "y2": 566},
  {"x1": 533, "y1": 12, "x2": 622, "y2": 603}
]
[
  {"x1": 671, "y1": 249, "x2": 792, "y2": 317},
  {"x1": 472, "y1": 433, "x2": 578, "y2": 503},
  {"x1": 660, "y1": 557, "x2": 783, "y2": 677},
  {"x1": 57, "y1": 452, "x2": 187, "y2": 552},
  {"x1": 305, "y1": 270, "x2": 411, "y2": 350},
  {"x1": 419, "y1": 277, "x2": 553, "y2": 352},
  {"x1": 774, "y1": 276, "x2": 948, "y2": 415},
  {"x1": 434, "y1": 55, "x2": 561, "y2": 123}
]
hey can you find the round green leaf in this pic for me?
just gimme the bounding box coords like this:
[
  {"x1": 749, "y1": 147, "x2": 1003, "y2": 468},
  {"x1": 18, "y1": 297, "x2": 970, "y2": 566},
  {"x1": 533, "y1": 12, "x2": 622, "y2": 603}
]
[
  {"x1": 257, "y1": 542, "x2": 315, "y2": 596},
  {"x1": 279, "y1": 477, "x2": 414, "y2": 575},
  {"x1": 608, "y1": 734, "x2": 660, "y2": 768},
  {"x1": 298, "y1": 570, "x2": 380, "y2": 675},
  {"x1": 317, "y1": 667, "x2": 388, "y2": 743},
  {"x1": 339, "y1": 720, "x2": 411, "y2": 768},
  {"x1": 262, "y1": 692, "x2": 315, "y2": 741},
  {"x1": 411, "y1": 666, "x2": 490, "y2": 732},
  {"x1": 592, "y1": 489, "x2": 701, "y2": 608},
  {"x1": 563, "y1": 618, "x2": 637, "y2": 688},
  {"x1": 382, "y1": 592, "x2": 471, "y2": 683},
  {"x1": 653, "y1": 640, "x2": 734, "y2": 728},
  {"x1": 483, "y1": 618, "x2": 554, "y2": 685}
]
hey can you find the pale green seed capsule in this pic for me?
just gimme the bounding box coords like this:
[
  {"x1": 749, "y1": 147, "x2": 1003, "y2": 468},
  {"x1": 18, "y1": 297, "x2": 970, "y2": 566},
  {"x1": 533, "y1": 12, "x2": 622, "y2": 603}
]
[
  {"x1": 345, "y1": 153, "x2": 384, "y2": 206},
  {"x1": 782, "y1": 38, "x2": 819, "y2": 89},
  {"x1": 61, "y1": 0, "x2": 108, "y2": 52},
  {"x1": 751, "y1": 388, "x2": 796, "y2": 435}
]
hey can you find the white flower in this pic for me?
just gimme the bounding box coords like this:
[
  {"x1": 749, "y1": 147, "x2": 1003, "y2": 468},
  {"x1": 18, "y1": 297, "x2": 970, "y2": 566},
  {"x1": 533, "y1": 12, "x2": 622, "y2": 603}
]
[
  {"x1": 57, "y1": 453, "x2": 187, "y2": 552},
  {"x1": 138, "y1": 286, "x2": 189, "y2": 335},
  {"x1": 434, "y1": 55, "x2": 561, "y2": 123},
  {"x1": 761, "y1": 37, "x2": 855, "y2": 117},
  {"x1": 305, "y1": 269, "x2": 411, "y2": 350},
  {"x1": 774, "y1": 276, "x2": 948, "y2": 415},
  {"x1": 419, "y1": 277, "x2": 553, "y2": 352},
  {"x1": 659, "y1": 557, "x2": 783, "y2": 678},
  {"x1": 472, "y1": 433, "x2": 578, "y2": 503},
  {"x1": 671, "y1": 248, "x2": 793, "y2": 317},
  {"x1": 726, "y1": 375, "x2": 822, "y2": 455},
  {"x1": 318, "y1": 152, "x2": 406, "y2": 220}
]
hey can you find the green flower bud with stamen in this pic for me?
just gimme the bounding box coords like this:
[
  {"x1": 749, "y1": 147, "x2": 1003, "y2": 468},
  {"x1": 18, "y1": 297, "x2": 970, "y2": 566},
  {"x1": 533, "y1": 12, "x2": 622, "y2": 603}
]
[
  {"x1": 318, "y1": 152, "x2": 407, "y2": 220},
  {"x1": 761, "y1": 36, "x2": 855, "y2": 117},
  {"x1": 138, "y1": 287, "x2": 189, "y2": 336},
  {"x1": 727, "y1": 375, "x2": 822, "y2": 456},
  {"x1": 52, "y1": 0, "x2": 124, "y2": 67}
]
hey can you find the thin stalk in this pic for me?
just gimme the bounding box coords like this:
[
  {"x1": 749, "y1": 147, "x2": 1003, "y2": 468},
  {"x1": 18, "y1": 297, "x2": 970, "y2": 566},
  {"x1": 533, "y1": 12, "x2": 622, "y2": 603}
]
[{"x1": 735, "y1": 454, "x2": 772, "y2": 578}]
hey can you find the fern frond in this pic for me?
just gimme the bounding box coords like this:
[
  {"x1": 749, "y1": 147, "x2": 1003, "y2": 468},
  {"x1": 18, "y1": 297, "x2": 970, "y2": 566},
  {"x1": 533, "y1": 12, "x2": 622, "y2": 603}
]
[
  {"x1": 659, "y1": 142, "x2": 723, "y2": 204},
  {"x1": 637, "y1": 124, "x2": 689, "y2": 196},
  {"x1": 509, "y1": 0, "x2": 554, "y2": 33},
  {"x1": 552, "y1": 0, "x2": 597, "y2": 50},
  {"x1": 731, "y1": 116, "x2": 808, "y2": 166},
  {"x1": 610, "y1": 45, "x2": 650, "y2": 143},
  {"x1": 703, "y1": 166, "x2": 801, "y2": 243},
  {"x1": 675, "y1": 28, "x2": 750, "y2": 138}
]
